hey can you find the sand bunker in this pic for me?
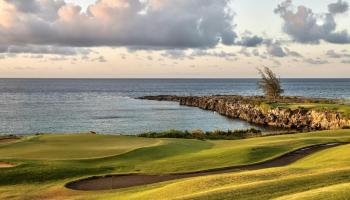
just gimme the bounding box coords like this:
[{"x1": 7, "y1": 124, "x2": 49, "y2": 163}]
[
  {"x1": 66, "y1": 142, "x2": 347, "y2": 191},
  {"x1": 0, "y1": 162, "x2": 16, "y2": 168},
  {"x1": 0, "y1": 135, "x2": 20, "y2": 143}
]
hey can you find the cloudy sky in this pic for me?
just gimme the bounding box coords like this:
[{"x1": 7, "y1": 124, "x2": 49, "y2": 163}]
[{"x1": 0, "y1": 0, "x2": 349, "y2": 78}]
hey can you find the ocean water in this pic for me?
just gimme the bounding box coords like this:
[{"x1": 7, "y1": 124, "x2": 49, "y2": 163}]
[{"x1": 0, "y1": 79, "x2": 349, "y2": 135}]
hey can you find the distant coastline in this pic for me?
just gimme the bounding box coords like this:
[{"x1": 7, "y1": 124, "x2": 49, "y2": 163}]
[{"x1": 140, "y1": 95, "x2": 350, "y2": 131}]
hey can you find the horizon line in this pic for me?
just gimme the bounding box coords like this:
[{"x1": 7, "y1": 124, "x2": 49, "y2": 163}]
[{"x1": 0, "y1": 77, "x2": 350, "y2": 79}]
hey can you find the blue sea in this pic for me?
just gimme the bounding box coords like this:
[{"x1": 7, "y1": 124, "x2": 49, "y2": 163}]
[{"x1": 0, "y1": 79, "x2": 349, "y2": 135}]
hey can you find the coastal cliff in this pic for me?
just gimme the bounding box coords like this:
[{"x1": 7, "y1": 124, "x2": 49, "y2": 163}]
[{"x1": 140, "y1": 95, "x2": 350, "y2": 130}]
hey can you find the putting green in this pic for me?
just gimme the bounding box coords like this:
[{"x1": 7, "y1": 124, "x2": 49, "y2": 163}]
[{"x1": 0, "y1": 134, "x2": 162, "y2": 160}]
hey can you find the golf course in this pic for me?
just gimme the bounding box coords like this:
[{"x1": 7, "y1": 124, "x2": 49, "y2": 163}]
[
  {"x1": 1, "y1": 129, "x2": 350, "y2": 199},
  {"x1": 1, "y1": 0, "x2": 350, "y2": 199}
]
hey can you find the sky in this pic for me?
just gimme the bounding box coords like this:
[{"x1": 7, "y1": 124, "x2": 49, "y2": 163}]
[{"x1": 0, "y1": 0, "x2": 349, "y2": 78}]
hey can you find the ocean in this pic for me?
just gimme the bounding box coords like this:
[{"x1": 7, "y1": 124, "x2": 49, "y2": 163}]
[{"x1": 0, "y1": 78, "x2": 349, "y2": 135}]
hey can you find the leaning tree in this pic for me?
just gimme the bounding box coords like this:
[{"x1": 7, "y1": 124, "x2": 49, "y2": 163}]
[{"x1": 257, "y1": 67, "x2": 284, "y2": 100}]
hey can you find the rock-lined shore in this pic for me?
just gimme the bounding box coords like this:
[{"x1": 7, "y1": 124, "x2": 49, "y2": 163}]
[{"x1": 139, "y1": 95, "x2": 350, "y2": 130}]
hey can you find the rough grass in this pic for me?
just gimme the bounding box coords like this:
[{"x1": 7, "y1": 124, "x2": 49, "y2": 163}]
[
  {"x1": 269, "y1": 102, "x2": 350, "y2": 118},
  {"x1": 1, "y1": 130, "x2": 350, "y2": 199}
]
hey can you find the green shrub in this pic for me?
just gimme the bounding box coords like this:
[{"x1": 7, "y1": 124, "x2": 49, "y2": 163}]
[{"x1": 138, "y1": 128, "x2": 262, "y2": 140}]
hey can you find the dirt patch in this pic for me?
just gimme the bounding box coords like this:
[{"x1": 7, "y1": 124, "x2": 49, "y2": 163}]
[
  {"x1": 0, "y1": 162, "x2": 16, "y2": 168},
  {"x1": 65, "y1": 142, "x2": 348, "y2": 191}
]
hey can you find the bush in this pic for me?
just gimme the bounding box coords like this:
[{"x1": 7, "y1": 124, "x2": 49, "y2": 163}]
[
  {"x1": 138, "y1": 128, "x2": 262, "y2": 140},
  {"x1": 191, "y1": 129, "x2": 206, "y2": 140},
  {"x1": 138, "y1": 129, "x2": 192, "y2": 139}
]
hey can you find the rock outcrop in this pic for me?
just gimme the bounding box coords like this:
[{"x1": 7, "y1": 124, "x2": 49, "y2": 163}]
[{"x1": 140, "y1": 95, "x2": 350, "y2": 130}]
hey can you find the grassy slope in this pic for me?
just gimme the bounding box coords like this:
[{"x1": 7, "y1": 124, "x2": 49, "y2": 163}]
[{"x1": 1, "y1": 130, "x2": 350, "y2": 199}]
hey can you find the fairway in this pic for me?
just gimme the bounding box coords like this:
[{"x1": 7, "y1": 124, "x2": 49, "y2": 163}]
[{"x1": 1, "y1": 130, "x2": 350, "y2": 199}]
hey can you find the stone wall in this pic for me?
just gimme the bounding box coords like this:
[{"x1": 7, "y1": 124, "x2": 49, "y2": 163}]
[{"x1": 140, "y1": 95, "x2": 350, "y2": 130}]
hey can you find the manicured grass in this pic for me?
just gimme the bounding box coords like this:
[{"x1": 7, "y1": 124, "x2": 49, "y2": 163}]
[
  {"x1": 0, "y1": 134, "x2": 162, "y2": 160},
  {"x1": 1, "y1": 130, "x2": 350, "y2": 199}
]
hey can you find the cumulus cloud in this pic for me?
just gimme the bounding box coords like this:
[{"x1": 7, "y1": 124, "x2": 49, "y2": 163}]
[
  {"x1": 0, "y1": 0, "x2": 237, "y2": 50},
  {"x1": 275, "y1": 0, "x2": 350, "y2": 44}
]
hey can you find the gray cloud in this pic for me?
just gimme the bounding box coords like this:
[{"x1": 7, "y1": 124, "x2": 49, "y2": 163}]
[
  {"x1": 49, "y1": 56, "x2": 68, "y2": 61},
  {"x1": 284, "y1": 47, "x2": 303, "y2": 57},
  {"x1": 275, "y1": 0, "x2": 350, "y2": 44},
  {"x1": 252, "y1": 49, "x2": 260, "y2": 56},
  {"x1": 162, "y1": 49, "x2": 237, "y2": 60},
  {"x1": 238, "y1": 48, "x2": 251, "y2": 57},
  {"x1": 161, "y1": 50, "x2": 188, "y2": 60},
  {"x1": 190, "y1": 50, "x2": 236, "y2": 58},
  {"x1": 95, "y1": 56, "x2": 107, "y2": 63},
  {"x1": 236, "y1": 35, "x2": 264, "y2": 47},
  {"x1": 304, "y1": 58, "x2": 329, "y2": 64},
  {"x1": 4, "y1": 0, "x2": 39, "y2": 13},
  {"x1": 341, "y1": 59, "x2": 350, "y2": 63},
  {"x1": 267, "y1": 44, "x2": 287, "y2": 57},
  {"x1": 326, "y1": 49, "x2": 350, "y2": 58},
  {"x1": 260, "y1": 40, "x2": 303, "y2": 58},
  {"x1": 272, "y1": 59, "x2": 281, "y2": 66},
  {"x1": 147, "y1": 56, "x2": 153, "y2": 61},
  {"x1": 328, "y1": 0, "x2": 349, "y2": 14},
  {"x1": 0, "y1": 0, "x2": 237, "y2": 50},
  {"x1": 0, "y1": 45, "x2": 91, "y2": 56},
  {"x1": 13, "y1": 66, "x2": 35, "y2": 70},
  {"x1": 325, "y1": 30, "x2": 350, "y2": 44},
  {"x1": 30, "y1": 54, "x2": 44, "y2": 59}
]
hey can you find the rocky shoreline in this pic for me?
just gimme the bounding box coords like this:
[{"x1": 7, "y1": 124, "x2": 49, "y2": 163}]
[{"x1": 139, "y1": 95, "x2": 350, "y2": 130}]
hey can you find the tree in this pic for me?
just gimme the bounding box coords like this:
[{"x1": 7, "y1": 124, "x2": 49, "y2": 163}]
[{"x1": 257, "y1": 67, "x2": 284, "y2": 100}]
